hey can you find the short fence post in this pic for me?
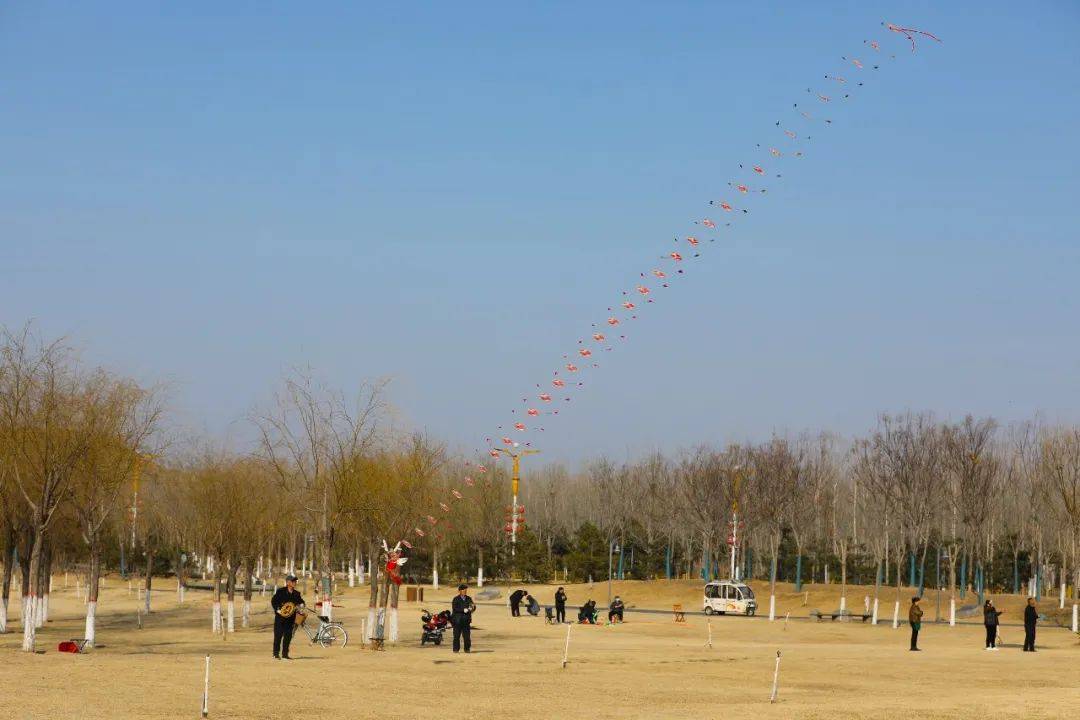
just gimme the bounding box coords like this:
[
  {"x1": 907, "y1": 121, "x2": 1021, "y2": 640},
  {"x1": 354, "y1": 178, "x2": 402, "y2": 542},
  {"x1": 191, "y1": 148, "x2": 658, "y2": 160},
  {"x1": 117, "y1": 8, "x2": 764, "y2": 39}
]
[
  {"x1": 561, "y1": 623, "x2": 572, "y2": 668},
  {"x1": 202, "y1": 655, "x2": 211, "y2": 718},
  {"x1": 769, "y1": 650, "x2": 782, "y2": 703}
]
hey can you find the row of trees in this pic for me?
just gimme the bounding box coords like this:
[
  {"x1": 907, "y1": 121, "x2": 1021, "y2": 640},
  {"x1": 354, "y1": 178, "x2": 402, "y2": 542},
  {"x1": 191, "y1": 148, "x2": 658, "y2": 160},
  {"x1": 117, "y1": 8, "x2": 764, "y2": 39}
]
[
  {"x1": 3, "y1": 325, "x2": 1080, "y2": 654},
  {"x1": 508, "y1": 415, "x2": 1080, "y2": 628}
]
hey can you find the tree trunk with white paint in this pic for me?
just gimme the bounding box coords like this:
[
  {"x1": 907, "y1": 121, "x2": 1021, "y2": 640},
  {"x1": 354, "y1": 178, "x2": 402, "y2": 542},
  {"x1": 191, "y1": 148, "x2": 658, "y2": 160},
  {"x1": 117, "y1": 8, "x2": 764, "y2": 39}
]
[
  {"x1": 365, "y1": 546, "x2": 378, "y2": 642},
  {"x1": 768, "y1": 545, "x2": 778, "y2": 621},
  {"x1": 389, "y1": 581, "x2": 400, "y2": 642},
  {"x1": 85, "y1": 545, "x2": 101, "y2": 646},
  {"x1": 143, "y1": 548, "x2": 154, "y2": 614},
  {"x1": 0, "y1": 533, "x2": 13, "y2": 634},
  {"x1": 242, "y1": 559, "x2": 253, "y2": 628},
  {"x1": 211, "y1": 565, "x2": 223, "y2": 633},
  {"x1": 22, "y1": 531, "x2": 44, "y2": 652},
  {"x1": 226, "y1": 562, "x2": 239, "y2": 632}
]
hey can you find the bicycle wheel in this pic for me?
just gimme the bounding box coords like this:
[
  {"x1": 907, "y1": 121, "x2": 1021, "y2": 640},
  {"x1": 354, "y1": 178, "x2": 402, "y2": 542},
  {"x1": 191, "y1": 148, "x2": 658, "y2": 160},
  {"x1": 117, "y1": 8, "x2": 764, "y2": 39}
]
[{"x1": 319, "y1": 623, "x2": 348, "y2": 648}]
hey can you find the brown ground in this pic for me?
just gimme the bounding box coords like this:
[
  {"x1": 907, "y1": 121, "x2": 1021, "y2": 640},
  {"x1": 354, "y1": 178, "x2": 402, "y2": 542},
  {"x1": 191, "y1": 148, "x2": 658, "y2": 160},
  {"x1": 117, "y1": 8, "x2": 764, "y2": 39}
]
[{"x1": 1, "y1": 576, "x2": 1078, "y2": 719}]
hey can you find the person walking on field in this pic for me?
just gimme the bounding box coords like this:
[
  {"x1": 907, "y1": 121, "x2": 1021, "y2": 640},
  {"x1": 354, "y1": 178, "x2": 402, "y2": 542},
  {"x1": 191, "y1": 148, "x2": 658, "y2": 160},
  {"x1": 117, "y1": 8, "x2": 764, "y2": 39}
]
[
  {"x1": 908, "y1": 596, "x2": 923, "y2": 651},
  {"x1": 983, "y1": 599, "x2": 1004, "y2": 650},
  {"x1": 1022, "y1": 597, "x2": 1038, "y2": 652},
  {"x1": 554, "y1": 587, "x2": 568, "y2": 624},
  {"x1": 451, "y1": 583, "x2": 475, "y2": 653},
  {"x1": 270, "y1": 574, "x2": 304, "y2": 660}
]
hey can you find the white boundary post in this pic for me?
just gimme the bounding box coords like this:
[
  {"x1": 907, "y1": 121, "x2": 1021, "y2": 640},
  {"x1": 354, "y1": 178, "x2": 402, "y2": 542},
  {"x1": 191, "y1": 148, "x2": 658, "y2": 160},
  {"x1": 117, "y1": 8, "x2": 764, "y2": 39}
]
[
  {"x1": 769, "y1": 650, "x2": 782, "y2": 703},
  {"x1": 561, "y1": 622, "x2": 572, "y2": 668},
  {"x1": 202, "y1": 655, "x2": 210, "y2": 718},
  {"x1": 705, "y1": 619, "x2": 713, "y2": 648}
]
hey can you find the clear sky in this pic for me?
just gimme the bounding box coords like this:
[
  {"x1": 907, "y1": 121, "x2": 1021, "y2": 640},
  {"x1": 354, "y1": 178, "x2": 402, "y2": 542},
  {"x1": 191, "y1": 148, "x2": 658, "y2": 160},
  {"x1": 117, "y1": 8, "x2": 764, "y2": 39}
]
[{"x1": 3, "y1": 1, "x2": 1079, "y2": 461}]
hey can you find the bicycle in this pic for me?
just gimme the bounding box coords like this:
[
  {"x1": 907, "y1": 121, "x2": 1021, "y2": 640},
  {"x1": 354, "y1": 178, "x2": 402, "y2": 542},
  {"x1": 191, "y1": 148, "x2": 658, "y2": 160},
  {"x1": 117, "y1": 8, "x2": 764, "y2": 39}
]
[{"x1": 293, "y1": 607, "x2": 349, "y2": 648}]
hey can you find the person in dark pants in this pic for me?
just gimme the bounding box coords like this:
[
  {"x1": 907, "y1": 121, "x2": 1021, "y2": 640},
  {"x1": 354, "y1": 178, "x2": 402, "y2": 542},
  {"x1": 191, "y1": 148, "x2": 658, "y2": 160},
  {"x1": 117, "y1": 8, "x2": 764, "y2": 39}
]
[
  {"x1": 983, "y1": 599, "x2": 1004, "y2": 650},
  {"x1": 554, "y1": 587, "x2": 567, "y2": 624},
  {"x1": 451, "y1": 583, "x2": 475, "y2": 653},
  {"x1": 270, "y1": 574, "x2": 305, "y2": 660},
  {"x1": 608, "y1": 596, "x2": 625, "y2": 623},
  {"x1": 509, "y1": 588, "x2": 527, "y2": 617},
  {"x1": 908, "y1": 596, "x2": 923, "y2": 651},
  {"x1": 578, "y1": 599, "x2": 597, "y2": 624},
  {"x1": 1023, "y1": 597, "x2": 1038, "y2": 652}
]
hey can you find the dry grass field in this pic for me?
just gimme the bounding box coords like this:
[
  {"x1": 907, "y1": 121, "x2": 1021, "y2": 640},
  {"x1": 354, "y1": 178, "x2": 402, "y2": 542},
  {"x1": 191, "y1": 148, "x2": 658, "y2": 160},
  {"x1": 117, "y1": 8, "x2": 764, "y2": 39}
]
[{"x1": 1, "y1": 577, "x2": 1078, "y2": 719}]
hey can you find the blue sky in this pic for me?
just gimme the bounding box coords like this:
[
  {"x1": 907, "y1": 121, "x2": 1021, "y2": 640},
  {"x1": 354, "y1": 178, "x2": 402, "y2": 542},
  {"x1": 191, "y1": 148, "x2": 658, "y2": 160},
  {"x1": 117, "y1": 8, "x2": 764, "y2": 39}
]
[{"x1": 3, "y1": 1, "x2": 1079, "y2": 461}]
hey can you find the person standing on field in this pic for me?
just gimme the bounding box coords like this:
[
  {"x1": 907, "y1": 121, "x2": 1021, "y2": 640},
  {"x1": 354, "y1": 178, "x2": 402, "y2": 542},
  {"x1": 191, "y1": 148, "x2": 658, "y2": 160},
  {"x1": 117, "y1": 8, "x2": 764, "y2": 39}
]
[
  {"x1": 908, "y1": 596, "x2": 923, "y2": 651},
  {"x1": 554, "y1": 587, "x2": 567, "y2": 624},
  {"x1": 983, "y1": 599, "x2": 1004, "y2": 650},
  {"x1": 451, "y1": 583, "x2": 475, "y2": 653},
  {"x1": 270, "y1": 574, "x2": 304, "y2": 660},
  {"x1": 1023, "y1": 597, "x2": 1038, "y2": 652}
]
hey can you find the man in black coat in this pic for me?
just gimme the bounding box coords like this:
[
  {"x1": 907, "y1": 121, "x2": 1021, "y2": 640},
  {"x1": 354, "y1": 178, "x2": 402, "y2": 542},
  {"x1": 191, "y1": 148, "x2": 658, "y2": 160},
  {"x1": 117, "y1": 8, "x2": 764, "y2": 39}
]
[
  {"x1": 270, "y1": 574, "x2": 305, "y2": 660},
  {"x1": 554, "y1": 587, "x2": 567, "y2": 624},
  {"x1": 509, "y1": 588, "x2": 527, "y2": 617},
  {"x1": 1023, "y1": 597, "x2": 1038, "y2": 652},
  {"x1": 451, "y1": 583, "x2": 475, "y2": 653}
]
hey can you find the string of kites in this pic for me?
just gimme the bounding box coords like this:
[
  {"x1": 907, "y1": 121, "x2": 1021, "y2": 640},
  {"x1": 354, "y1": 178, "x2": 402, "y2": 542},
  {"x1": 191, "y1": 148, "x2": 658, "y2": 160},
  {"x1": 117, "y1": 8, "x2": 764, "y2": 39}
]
[{"x1": 397, "y1": 22, "x2": 941, "y2": 552}]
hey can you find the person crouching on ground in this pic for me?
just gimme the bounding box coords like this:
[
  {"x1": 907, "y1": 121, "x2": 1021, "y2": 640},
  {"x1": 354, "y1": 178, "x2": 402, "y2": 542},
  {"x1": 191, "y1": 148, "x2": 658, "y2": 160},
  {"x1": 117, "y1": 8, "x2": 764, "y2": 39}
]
[
  {"x1": 451, "y1": 583, "x2": 475, "y2": 653},
  {"x1": 983, "y1": 599, "x2": 1004, "y2": 650},
  {"x1": 526, "y1": 592, "x2": 541, "y2": 616},
  {"x1": 608, "y1": 596, "x2": 625, "y2": 623},
  {"x1": 578, "y1": 599, "x2": 597, "y2": 624},
  {"x1": 1023, "y1": 597, "x2": 1038, "y2": 652},
  {"x1": 908, "y1": 596, "x2": 923, "y2": 651},
  {"x1": 271, "y1": 574, "x2": 305, "y2": 660}
]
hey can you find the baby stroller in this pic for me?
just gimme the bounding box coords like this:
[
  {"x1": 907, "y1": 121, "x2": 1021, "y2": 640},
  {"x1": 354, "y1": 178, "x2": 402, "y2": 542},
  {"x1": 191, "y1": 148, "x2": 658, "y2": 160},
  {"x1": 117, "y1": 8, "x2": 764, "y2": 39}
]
[{"x1": 420, "y1": 609, "x2": 451, "y2": 646}]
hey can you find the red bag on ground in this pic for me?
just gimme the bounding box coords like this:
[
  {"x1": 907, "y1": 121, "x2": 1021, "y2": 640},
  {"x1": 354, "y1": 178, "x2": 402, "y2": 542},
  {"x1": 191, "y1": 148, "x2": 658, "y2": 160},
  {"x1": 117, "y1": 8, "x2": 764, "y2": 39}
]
[{"x1": 58, "y1": 641, "x2": 81, "y2": 653}]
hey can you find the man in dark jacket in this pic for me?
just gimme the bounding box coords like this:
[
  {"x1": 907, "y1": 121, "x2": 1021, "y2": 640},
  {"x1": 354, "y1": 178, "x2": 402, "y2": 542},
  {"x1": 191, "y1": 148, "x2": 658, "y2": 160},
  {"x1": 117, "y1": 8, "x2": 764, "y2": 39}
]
[
  {"x1": 451, "y1": 583, "x2": 475, "y2": 653},
  {"x1": 270, "y1": 574, "x2": 304, "y2": 659},
  {"x1": 1023, "y1": 597, "x2": 1038, "y2": 652},
  {"x1": 554, "y1": 587, "x2": 568, "y2": 624},
  {"x1": 983, "y1": 599, "x2": 1004, "y2": 650},
  {"x1": 608, "y1": 596, "x2": 625, "y2": 623},
  {"x1": 908, "y1": 596, "x2": 923, "y2": 651},
  {"x1": 509, "y1": 588, "x2": 527, "y2": 617}
]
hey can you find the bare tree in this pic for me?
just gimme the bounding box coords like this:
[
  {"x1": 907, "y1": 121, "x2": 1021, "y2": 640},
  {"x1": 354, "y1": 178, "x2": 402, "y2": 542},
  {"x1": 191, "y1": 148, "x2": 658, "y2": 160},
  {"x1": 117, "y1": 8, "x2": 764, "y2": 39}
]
[
  {"x1": 941, "y1": 415, "x2": 1000, "y2": 622},
  {"x1": 69, "y1": 374, "x2": 161, "y2": 646},
  {"x1": 754, "y1": 437, "x2": 805, "y2": 621},
  {"x1": 1039, "y1": 428, "x2": 1080, "y2": 614},
  {"x1": 256, "y1": 369, "x2": 386, "y2": 622},
  {"x1": 0, "y1": 326, "x2": 106, "y2": 651}
]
